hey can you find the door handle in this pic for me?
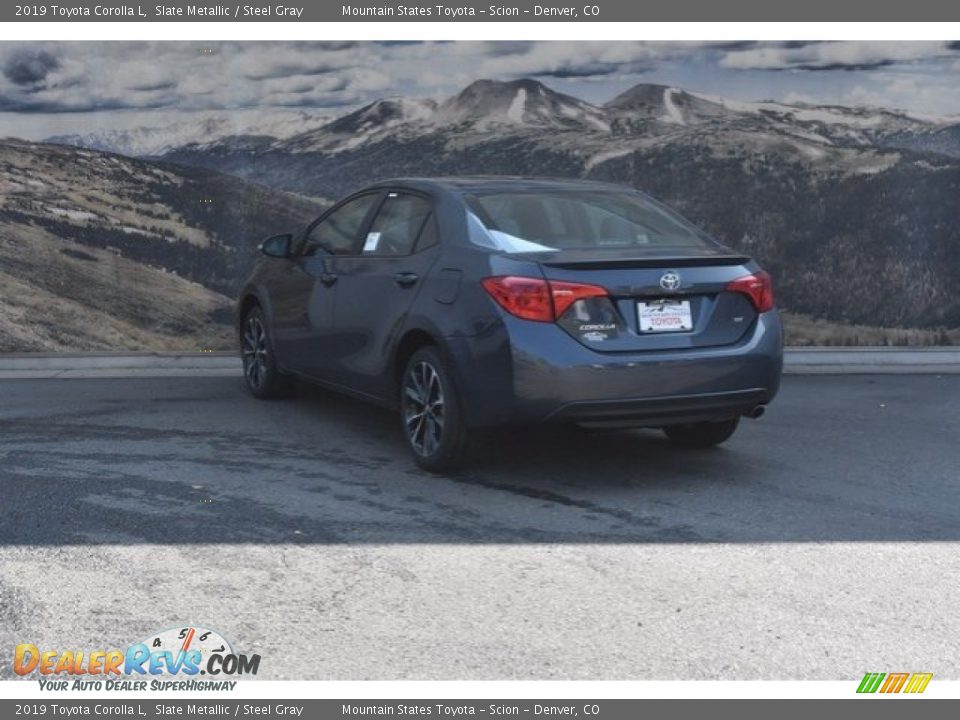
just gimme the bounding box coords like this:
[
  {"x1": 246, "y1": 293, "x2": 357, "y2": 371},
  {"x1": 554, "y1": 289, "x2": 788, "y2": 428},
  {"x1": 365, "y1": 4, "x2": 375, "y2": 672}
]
[
  {"x1": 320, "y1": 272, "x2": 338, "y2": 287},
  {"x1": 393, "y1": 272, "x2": 419, "y2": 288}
]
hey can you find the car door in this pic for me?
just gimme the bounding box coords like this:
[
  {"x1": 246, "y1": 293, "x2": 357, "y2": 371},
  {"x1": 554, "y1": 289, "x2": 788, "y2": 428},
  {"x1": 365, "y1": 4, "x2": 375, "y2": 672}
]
[
  {"x1": 324, "y1": 191, "x2": 440, "y2": 399},
  {"x1": 270, "y1": 192, "x2": 383, "y2": 378}
]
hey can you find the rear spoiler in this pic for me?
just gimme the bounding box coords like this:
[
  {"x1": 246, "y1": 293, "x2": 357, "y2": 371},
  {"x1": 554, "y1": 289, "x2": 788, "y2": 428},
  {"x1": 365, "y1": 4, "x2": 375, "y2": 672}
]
[{"x1": 540, "y1": 254, "x2": 750, "y2": 271}]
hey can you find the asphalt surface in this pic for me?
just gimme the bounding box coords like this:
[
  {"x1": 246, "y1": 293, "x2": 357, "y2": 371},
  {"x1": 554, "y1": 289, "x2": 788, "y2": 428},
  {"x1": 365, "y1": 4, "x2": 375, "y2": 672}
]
[{"x1": 1, "y1": 374, "x2": 958, "y2": 680}]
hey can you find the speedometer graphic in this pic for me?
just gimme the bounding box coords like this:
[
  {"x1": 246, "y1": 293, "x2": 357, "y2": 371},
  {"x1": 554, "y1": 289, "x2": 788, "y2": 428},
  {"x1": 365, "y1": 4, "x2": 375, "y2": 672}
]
[{"x1": 137, "y1": 625, "x2": 233, "y2": 671}]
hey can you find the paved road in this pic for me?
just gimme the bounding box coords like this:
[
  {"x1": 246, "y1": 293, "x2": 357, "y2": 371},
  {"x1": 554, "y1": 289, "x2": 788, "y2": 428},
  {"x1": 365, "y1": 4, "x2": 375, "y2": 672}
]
[{"x1": 1, "y1": 375, "x2": 958, "y2": 680}]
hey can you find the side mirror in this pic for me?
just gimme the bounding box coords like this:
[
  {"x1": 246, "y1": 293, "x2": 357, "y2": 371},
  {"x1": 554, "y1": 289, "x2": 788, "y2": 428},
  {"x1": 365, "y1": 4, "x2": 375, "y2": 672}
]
[{"x1": 259, "y1": 233, "x2": 292, "y2": 258}]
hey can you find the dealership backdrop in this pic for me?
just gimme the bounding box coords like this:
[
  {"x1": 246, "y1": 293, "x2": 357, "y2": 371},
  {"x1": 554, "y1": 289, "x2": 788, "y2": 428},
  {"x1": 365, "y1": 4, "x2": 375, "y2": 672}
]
[{"x1": 1, "y1": 41, "x2": 958, "y2": 351}]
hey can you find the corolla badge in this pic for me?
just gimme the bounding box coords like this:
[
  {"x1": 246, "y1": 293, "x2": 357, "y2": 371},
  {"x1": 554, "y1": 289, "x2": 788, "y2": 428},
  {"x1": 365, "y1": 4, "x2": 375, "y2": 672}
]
[{"x1": 659, "y1": 271, "x2": 682, "y2": 291}]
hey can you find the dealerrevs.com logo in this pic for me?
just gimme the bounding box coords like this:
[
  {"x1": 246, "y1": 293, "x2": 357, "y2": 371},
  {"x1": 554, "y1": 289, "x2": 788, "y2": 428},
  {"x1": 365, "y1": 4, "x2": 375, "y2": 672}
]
[{"x1": 14, "y1": 626, "x2": 260, "y2": 691}]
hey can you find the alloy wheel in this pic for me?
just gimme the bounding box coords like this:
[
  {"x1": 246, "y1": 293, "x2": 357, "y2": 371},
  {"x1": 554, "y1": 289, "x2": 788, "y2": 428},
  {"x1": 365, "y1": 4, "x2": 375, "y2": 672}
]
[
  {"x1": 241, "y1": 315, "x2": 269, "y2": 390},
  {"x1": 403, "y1": 361, "x2": 445, "y2": 456}
]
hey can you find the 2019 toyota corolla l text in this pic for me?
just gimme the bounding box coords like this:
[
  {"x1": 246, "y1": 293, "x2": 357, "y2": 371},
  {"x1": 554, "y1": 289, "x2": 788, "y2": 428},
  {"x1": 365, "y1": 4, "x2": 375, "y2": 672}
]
[{"x1": 237, "y1": 177, "x2": 783, "y2": 470}]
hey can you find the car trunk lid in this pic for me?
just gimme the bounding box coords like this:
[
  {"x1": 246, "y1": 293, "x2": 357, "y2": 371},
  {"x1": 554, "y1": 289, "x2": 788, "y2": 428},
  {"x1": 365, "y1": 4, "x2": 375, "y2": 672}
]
[{"x1": 531, "y1": 248, "x2": 759, "y2": 352}]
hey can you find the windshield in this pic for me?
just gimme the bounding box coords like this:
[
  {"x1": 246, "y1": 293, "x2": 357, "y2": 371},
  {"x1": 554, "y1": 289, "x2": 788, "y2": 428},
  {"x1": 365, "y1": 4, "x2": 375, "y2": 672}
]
[{"x1": 465, "y1": 190, "x2": 714, "y2": 252}]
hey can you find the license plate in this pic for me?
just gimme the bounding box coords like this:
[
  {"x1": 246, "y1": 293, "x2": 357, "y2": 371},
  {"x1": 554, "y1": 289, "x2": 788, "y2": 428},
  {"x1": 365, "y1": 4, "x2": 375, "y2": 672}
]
[{"x1": 638, "y1": 299, "x2": 693, "y2": 333}]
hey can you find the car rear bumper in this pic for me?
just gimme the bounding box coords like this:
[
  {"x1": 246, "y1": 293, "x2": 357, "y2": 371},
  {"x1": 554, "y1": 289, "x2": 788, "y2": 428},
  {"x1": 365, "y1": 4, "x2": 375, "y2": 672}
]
[
  {"x1": 447, "y1": 310, "x2": 783, "y2": 427},
  {"x1": 546, "y1": 387, "x2": 771, "y2": 427}
]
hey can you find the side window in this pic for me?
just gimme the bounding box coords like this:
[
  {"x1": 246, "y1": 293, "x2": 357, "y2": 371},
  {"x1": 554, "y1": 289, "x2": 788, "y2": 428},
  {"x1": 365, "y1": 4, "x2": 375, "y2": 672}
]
[
  {"x1": 303, "y1": 194, "x2": 380, "y2": 256},
  {"x1": 414, "y1": 214, "x2": 439, "y2": 252},
  {"x1": 361, "y1": 193, "x2": 432, "y2": 256}
]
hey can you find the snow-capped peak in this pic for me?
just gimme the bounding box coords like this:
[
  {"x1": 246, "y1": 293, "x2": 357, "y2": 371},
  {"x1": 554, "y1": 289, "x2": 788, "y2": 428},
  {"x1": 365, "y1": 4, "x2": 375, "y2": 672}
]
[
  {"x1": 605, "y1": 83, "x2": 731, "y2": 126},
  {"x1": 46, "y1": 110, "x2": 331, "y2": 157},
  {"x1": 437, "y1": 78, "x2": 609, "y2": 131},
  {"x1": 662, "y1": 88, "x2": 686, "y2": 125}
]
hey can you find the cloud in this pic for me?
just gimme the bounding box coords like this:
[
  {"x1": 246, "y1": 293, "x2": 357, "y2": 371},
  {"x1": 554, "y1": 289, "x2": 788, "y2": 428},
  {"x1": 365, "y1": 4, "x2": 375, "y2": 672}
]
[
  {"x1": 720, "y1": 41, "x2": 958, "y2": 71},
  {"x1": 780, "y1": 91, "x2": 822, "y2": 105},
  {"x1": 1, "y1": 41, "x2": 960, "y2": 121},
  {"x1": 709, "y1": 41, "x2": 762, "y2": 51},
  {"x1": 481, "y1": 41, "x2": 536, "y2": 57},
  {"x1": 3, "y1": 49, "x2": 60, "y2": 86},
  {"x1": 128, "y1": 81, "x2": 177, "y2": 92},
  {"x1": 535, "y1": 62, "x2": 630, "y2": 78},
  {"x1": 240, "y1": 61, "x2": 342, "y2": 81},
  {"x1": 0, "y1": 43, "x2": 369, "y2": 113},
  {"x1": 487, "y1": 42, "x2": 669, "y2": 78},
  {"x1": 842, "y1": 72, "x2": 960, "y2": 117},
  {"x1": 0, "y1": 42, "x2": 711, "y2": 115}
]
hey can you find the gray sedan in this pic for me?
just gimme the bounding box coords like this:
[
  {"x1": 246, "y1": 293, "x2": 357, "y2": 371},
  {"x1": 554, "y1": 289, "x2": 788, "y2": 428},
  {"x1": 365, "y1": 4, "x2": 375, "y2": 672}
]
[{"x1": 237, "y1": 177, "x2": 783, "y2": 470}]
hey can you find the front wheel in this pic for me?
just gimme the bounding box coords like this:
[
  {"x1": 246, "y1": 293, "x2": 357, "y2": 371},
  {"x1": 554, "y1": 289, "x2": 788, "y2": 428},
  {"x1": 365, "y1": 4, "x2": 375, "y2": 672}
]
[
  {"x1": 240, "y1": 306, "x2": 294, "y2": 399},
  {"x1": 663, "y1": 417, "x2": 740, "y2": 448},
  {"x1": 400, "y1": 347, "x2": 470, "y2": 472}
]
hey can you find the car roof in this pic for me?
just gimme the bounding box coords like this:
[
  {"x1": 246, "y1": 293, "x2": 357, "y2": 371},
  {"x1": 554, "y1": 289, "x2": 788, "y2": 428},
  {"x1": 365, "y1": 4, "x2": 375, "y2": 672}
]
[{"x1": 365, "y1": 176, "x2": 632, "y2": 196}]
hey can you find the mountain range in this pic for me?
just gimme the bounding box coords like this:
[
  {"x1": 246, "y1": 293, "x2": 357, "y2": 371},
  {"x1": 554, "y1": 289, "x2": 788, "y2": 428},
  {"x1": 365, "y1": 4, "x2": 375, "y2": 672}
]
[
  {"x1": 158, "y1": 79, "x2": 960, "y2": 331},
  {"x1": 46, "y1": 109, "x2": 331, "y2": 158},
  {"x1": 0, "y1": 139, "x2": 321, "y2": 351},
  {"x1": 25, "y1": 77, "x2": 960, "y2": 345}
]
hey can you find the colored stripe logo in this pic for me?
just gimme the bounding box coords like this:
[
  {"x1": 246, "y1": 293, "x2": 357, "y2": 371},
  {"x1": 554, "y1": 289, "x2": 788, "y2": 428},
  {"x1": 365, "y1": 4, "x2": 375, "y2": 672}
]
[{"x1": 857, "y1": 672, "x2": 932, "y2": 694}]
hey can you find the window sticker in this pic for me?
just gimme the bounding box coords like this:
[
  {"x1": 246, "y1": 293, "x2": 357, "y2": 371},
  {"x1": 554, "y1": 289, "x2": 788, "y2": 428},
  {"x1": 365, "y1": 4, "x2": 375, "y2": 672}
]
[{"x1": 363, "y1": 232, "x2": 381, "y2": 253}]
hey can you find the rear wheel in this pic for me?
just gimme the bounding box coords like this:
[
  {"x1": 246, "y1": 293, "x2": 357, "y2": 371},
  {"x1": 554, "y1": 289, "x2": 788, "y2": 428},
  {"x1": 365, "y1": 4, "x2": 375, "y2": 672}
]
[
  {"x1": 400, "y1": 347, "x2": 470, "y2": 472},
  {"x1": 663, "y1": 417, "x2": 740, "y2": 448},
  {"x1": 240, "y1": 306, "x2": 294, "y2": 399}
]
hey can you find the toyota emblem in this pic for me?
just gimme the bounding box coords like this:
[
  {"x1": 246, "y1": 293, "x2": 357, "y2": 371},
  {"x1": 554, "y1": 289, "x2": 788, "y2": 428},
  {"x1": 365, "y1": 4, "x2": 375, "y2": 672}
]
[{"x1": 659, "y1": 271, "x2": 682, "y2": 291}]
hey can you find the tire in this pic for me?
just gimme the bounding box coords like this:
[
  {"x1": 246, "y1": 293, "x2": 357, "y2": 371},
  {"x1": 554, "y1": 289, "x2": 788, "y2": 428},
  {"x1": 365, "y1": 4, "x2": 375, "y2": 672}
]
[
  {"x1": 400, "y1": 346, "x2": 470, "y2": 472},
  {"x1": 663, "y1": 417, "x2": 740, "y2": 448},
  {"x1": 240, "y1": 306, "x2": 295, "y2": 399}
]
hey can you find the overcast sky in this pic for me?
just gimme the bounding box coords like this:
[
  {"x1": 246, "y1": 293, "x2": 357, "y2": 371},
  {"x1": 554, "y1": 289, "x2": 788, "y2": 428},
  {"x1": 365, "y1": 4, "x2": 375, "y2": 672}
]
[{"x1": 2, "y1": 41, "x2": 960, "y2": 138}]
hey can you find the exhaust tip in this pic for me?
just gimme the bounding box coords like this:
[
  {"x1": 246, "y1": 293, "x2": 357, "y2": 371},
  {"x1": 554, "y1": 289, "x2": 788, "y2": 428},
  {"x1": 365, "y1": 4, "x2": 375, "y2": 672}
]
[{"x1": 744, "y1": 405, "x2": 766, "y2": 419}]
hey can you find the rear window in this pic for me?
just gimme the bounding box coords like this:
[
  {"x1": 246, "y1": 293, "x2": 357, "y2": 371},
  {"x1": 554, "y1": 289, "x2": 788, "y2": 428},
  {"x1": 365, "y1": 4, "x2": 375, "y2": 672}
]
[{"x1": 464, "y1": 190, "x2": 713, "y2": 252}]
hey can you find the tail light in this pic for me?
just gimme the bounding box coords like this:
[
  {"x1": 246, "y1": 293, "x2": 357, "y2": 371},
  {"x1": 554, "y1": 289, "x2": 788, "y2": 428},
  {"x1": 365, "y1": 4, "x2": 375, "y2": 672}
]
[
  {"x1": 481, "y1": 276, "x2": 608, "y2": 322},
  {"x1": 727, "y1": 270, "x2": 774, "y2": 313}
]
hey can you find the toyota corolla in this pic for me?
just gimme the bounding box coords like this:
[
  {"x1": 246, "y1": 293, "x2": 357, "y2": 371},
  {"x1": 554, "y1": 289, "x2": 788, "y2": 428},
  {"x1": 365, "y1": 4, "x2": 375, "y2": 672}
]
[{"x1": 237, "y1": 177, "x2": 783, "y2": 470}]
